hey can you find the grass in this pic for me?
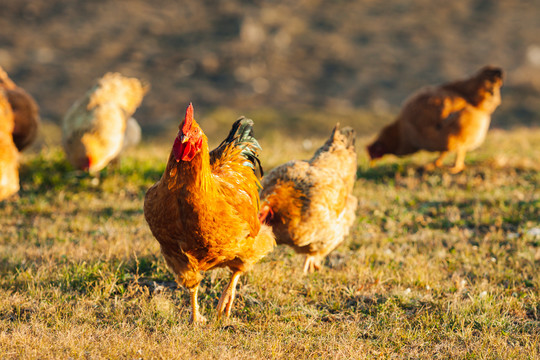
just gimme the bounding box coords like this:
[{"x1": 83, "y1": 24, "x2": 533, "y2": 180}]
[{"x1": 0, "y1": 124, "x2": 539, "y2": 359}]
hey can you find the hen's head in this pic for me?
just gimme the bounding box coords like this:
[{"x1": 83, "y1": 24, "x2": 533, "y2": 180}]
[
  {"x1": 366, "y1": 121, "x2": 400, "y2": 160},
  {"x1": 173, "y1": 103, "x2": 204, "y2": 162},
  {"x1": 366, "y1": 140, "x2": 387, "y2": 160},
  {"x1": 477, "y1": 66, "x2": 504, "y2": 93},
  {"x1": 478, "y1": 66, "x2": 503, "y2": 84},
  {"x1": 475, "y1": 66, "x2": 504, "y2": 111}
]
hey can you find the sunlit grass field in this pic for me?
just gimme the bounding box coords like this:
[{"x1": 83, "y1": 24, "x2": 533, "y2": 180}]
[{"x1": 0, "y1": 124, "x2": 538, "y2": 359}]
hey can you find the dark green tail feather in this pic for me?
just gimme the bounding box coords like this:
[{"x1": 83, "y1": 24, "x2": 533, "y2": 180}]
[{"x1": 211, "y1": 116, "x2": 264, "y2": 179}]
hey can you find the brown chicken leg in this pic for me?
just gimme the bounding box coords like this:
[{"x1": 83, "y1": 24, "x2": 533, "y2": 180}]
[
  {"x1": 449, "y1": 148, "x2": 467, "y2": 174},
  {"x1": 424, "y1": 151, "x2": 449, "y2": 171}
]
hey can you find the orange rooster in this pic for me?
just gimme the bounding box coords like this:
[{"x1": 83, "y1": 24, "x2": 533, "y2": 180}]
[
  {"x1": 144, "y1": 104, "x2": 275, "y2": 324},
  {"x1": 367, "y1": 66, "x2": 503, "y2": 173},
  {"x1": 0, "y1": 89, "x2": 19, "y2": 201},
  {"x1": 259, "y1": 124, "x2": 357, "y2": 273},
  {"x1": 0, "y1": 66, "x2": 40, "y2": 151}
]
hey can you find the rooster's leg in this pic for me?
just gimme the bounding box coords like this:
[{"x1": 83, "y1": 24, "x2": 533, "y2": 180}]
[
  {"x1": 449, "y1": 148, "x2": 466, "y2": 174},
  {"x1": 425, "y1": 151, "x2": 448, "y2": 171},
  {"x1": 188, "y1": 285, "x2": 207, "y2": 324},
  {"x1": 217, "y1": 271, "x2": 242, "y2": 319}
]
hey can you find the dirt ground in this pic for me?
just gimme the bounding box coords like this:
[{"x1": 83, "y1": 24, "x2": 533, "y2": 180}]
[{"x1": 1, "y1": 0, "x2": 539, "y2": 133}]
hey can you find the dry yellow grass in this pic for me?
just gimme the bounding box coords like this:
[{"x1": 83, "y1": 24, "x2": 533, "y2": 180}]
[{"x1": 0, "y1": 124, "x2": 538, "y2": 359}]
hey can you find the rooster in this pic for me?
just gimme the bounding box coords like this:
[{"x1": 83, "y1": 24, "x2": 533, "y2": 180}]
[
  {"x1": 144, "y1": 104, "x2": 275, "y2": 324},
  {"x1": 0, "y1": 89, "x2": 19, "y2": 201},
  {"x1": 259, "y1": 124, "x2": 357, "y2": 273},
  {"x1": 0, "y1": 66, "x2": 40, "y2": 151},
  {"x1": 367, "y1": 65, "x2": 503, "y2": 173},
  {"x1": 62, "y1": 72, "x2": 148, "y2": 172}
]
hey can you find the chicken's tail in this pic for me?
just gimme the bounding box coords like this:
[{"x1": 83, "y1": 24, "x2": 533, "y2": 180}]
[
  {"x1": 217, "y1": 116, "x2": 264, "y2": 179},
  {"x1": 334, "y1": 124, "x2": 356, "y2": 150},
  {"x1": 312, "y1": 123, "x2": 357, "y2": 162}
]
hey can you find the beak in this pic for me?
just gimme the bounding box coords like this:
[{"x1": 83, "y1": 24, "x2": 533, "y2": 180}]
[{"x1": 181, "y1": 134, "x2": 189, "y2": 143}]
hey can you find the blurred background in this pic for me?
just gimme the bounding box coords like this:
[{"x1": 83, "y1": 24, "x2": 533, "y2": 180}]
[{"x1": 1, "y1": 0, "x2": 539, "y2": 141}]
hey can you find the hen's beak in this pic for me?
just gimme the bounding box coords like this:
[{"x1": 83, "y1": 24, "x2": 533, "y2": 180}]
[{"x1": 181, "y1": 134, "x2": 189, "y2": 143}]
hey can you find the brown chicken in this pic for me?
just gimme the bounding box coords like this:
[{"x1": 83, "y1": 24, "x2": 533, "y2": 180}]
[
  {"x1": 62, "y1": 72, "x2": 148, "y2": 172},
  {"x1": 0, "y1": 66, "x2": 40, "y2": 151},
  {"x1": 144, "y1": 104, "x2": 275, "y2": 324},
  {"x1": 367, "y1": 65, "x2": 503, "y2": 173},
  {"x1": 0, "y1": 89, "x2": 19, "y2": 201},
  {"x1": 259, "y1": 124, "x2": 357, "y2": 273}
]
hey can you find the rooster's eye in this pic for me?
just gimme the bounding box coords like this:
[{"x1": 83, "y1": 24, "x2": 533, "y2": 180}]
[{"x1": 190, "y1": 128, "x2": 200, "y2": 139}]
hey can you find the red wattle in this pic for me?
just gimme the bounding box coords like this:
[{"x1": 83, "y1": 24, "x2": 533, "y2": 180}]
[
  {"x1": 180, "y1": 142, "x2": 193, "y2": 161},
  {"x1": 172, "y1": 136, "x2": 183, "y2": 161},
  {"x1": 172, "y1": 134, "x2": 201, "y2": 162}
]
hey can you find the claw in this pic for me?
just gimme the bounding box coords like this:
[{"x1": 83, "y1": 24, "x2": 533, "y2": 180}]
[
  {"x1": 303, "y1": 255, "x2": 321, "y2": 274},
  {"x1": 449, "y1": 165, "x2": 464, "y2": 174},
  {"x1": 423, "y1": 163, "x2": 437, "y2": 172},
  {"x1": 425, "y1": 151, "x2": 448, "y2": 171},
  {"x1": 189, "y1": 311, "x2": 207, "y2": 325}
]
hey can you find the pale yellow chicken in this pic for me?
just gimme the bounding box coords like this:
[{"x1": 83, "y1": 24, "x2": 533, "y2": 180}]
[
  {"x1": 62, "y1": 72, "x2": 148, "y2": 172},
  {"x1": 259, "y1": 124, "x2": 358, "y2": 273},
  {"x1": 0, "y1": 89, "x2": 19, "y2": 200}
]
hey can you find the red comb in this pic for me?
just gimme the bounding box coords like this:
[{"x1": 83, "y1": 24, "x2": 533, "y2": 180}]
[{"x1": 182, "y1": 103, "x2": 194, "y2": 134}]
